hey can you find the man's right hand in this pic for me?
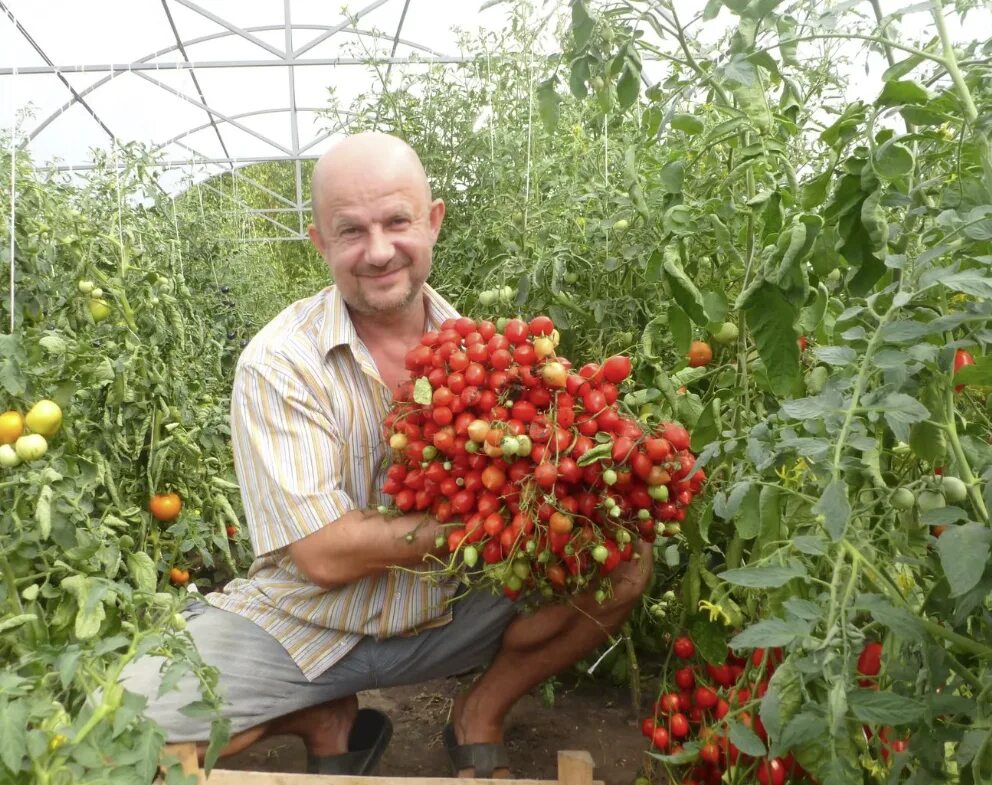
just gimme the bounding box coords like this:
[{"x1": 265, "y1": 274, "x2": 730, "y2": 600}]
[{"x1": 287, "y1": 508, "x2": 447, "y2": 589}]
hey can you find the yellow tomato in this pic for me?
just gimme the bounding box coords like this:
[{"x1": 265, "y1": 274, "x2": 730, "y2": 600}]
[
  {"x1": 0, "y1": 410, "x2": 24, "y2": 444},
  {"x1": 25, "y1": 400, "x2": 62, "y2": 438}
]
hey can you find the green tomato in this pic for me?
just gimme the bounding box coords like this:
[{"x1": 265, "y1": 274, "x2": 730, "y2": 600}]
[
  {"x1": 591, "y1": 545, "x2": 609, "y2": 563},
  {"x1": 564, "y1": 272, "x2": 578, "y2": 284},
  {"x1": 0, "y1": 444, "x2": 21, "y2": 467},
  {"x1": 77, "y1": 279, "x2": 95, "y2": 295},
  {"x1": 917, "y1": 490, "x2": 945, "y2": 513},
  {"x1": 602, "y1": 469, "x2": 618, "y2": 486},
  {"x1": 594, "y1": 589, "x2": 607, "y2": 604},
  {"x1": 890, "y1": 487, "x2": 915, "y2": 510},
  {"x1": 512, "y1": 559, "x2": 530, "y2": 580},
  {"x1": 462, "y1": 545, "x2": 479, "y2": 569},
  {"x1": 499, "y1": 285, "x2": 515, "y2": 304},
  {"x1": 805, "y1": 366, "x2": 830, "y2": 395},
  {"x1": 648, "y1": 484, "x2": 669, "y2": 501},
  {"x1": 479, "y1": 290, "x2": 497, "y2": 307},
  {"x1": 612, "y1": 218, "x2": 630, "y2": 231},
  {"x1": 15, "y1": 433, "x2": 48, "y2": 462},
  {"x1": 710, "y1": 321, "x2": 739, "y2": 345},
  {"x1": 89, "y1": 299, "x2": 112, "y2": 323},
  {"x1": 940, "y1": 476, "x2": 968, "y2": 504}
]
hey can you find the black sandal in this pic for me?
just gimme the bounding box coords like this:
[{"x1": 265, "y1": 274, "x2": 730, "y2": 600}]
[
  {"x1": 443, "y1": 722, "x2": 510, "y2": 778},
  {"x1": 306, "y1": 708, "x2": 393, "y2": 775}
]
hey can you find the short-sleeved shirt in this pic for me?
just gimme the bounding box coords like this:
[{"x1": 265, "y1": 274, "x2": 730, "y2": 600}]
[{"x1": 206, "y1": 283, "x2": 461, "y2": 681}]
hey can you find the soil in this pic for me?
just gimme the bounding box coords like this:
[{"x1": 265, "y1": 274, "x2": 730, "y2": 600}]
[{"x1": 219, "y1": 675, "x2": 655, "y2": 783}]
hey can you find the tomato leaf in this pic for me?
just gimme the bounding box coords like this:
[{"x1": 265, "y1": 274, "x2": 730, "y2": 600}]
[
  {"x1": 813, "y1": 478, "x2": 850, "y2": 541},
  {"x1": 720, "y1": 563, "x2": 807, "y2": 588},
  {"x1": 669, "y1": 304, "x2": 692, "y2": 355},
  {"x1": 855, "y1": 594, "x2": 925, "y2": 642},
  {"x1": 936, "y1": 522, "x2": 992, "y2": 597},
  {"x1": 848, "y1": 690, "x2": 925, "y2": 724},
  {"x1": 775, "y1": 710, "x2": 824, "y2": 757},
  {"x1": 671, "y1": 113, "x2": 704, "y2": 134},
  {"x1": 536, "y1": 78, "x2": 561, "y2": 133},
  {"x1": 873, "y1": 140, "x2": 915, "y2": 178},
  {"x1": 728, "y1": 718, "x2": 766, "y2": 757},
  {"x1": 731, "y1": 618, "x2": 810, "y2": 648},
  {"x1": 742, "y1": 282, "x2": 800, "y2": 397},
  {"x1": 0, "y1": 697, "x2": 28, "y2": 774},
  {"x1": 687, "y1": 613, "x2": 728, "y2": 665},
  {"x1": 713, "y1": 481, "x2": 753, "y2": 522},
  {"x1": 877, "y1": 79, "x2": 930, "y2": 107}
]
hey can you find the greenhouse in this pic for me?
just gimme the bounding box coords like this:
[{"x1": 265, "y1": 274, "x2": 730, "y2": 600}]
[{"x1": 2, "y1": 1, "x2": 992, "y2": 783}]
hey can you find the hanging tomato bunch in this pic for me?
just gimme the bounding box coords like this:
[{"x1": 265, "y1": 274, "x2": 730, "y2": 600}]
[{"x1": 381, "y1": 314, "x2": 706, "y2": 600}]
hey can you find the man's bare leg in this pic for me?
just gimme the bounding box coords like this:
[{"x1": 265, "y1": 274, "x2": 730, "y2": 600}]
[
  {"x1": 192, "y1": 694, "x2": 358, "y2": 763},
  {"x1": 449, "y1": 540, "x2": 654, "y2": 777}
]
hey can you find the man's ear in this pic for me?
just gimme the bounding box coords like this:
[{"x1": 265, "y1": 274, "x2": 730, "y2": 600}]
[
  {"x1": 428, "y1": 199, "x2": 446, "y2": 243},
  {"x1": 307, "y1": 223, "x2": 325, "y2": 256}
]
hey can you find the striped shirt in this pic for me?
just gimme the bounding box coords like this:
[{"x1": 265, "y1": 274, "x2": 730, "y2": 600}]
[{"x1": 207, "y1": 283, "x2": 461, "y2": 681}]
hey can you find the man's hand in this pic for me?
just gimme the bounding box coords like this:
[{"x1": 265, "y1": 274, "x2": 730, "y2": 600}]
[{"x1": 287, "y1": 508, "x2": 447, "y2": 589}]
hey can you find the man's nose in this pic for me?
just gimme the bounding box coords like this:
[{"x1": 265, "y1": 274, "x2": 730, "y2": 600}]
[{"x1": 366, "y1": 225, "x2": 394, "y2": 266}]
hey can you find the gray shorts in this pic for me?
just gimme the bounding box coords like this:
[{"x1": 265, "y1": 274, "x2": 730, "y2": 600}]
[{"x1": 120, "y1": 589, "x2": 517, "y2": 741}]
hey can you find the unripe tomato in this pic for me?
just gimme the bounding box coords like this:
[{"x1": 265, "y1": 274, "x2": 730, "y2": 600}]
[
  {"x1": 15, "y1": 433, "x2": 48, "y2": 462},
  {"x1": 890, "y1": 487, "x2": 915, "y2": 510},
  {"x1": 0, "y1": 410, "x2": 24, "y2": 444},
  {"x1": 687, "y1": 341, "x2": 713, "y2": 368},
  {"x1": 77, "y1": 279, "x2": 95, "y2": 294},
  {"x1": 25, "y1": 400, "x2": 63, "y2": 438},
  {"x1": 150, "y1": 492, "x2": 183, "y2": 522},
  {"x1": 710, "y1": 321, "x2": 739, "y2": 345},
  {"x1": 939, "y1": 475, "x2": 967, "y2": 504},
  {"x1": 0, "y1": 443, "x2": 21, "y2": 467},
  {"x1": 89, "y1": 299, "x2": 112, "y2": 322}
]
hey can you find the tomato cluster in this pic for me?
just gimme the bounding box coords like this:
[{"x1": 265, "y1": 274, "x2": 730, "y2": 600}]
[
  {"x1": 381, "y1": 314, "x2": 705, "y2": 598},
  {"x1": 641, "y1": 637, "x2": 814, "y2": 785}
]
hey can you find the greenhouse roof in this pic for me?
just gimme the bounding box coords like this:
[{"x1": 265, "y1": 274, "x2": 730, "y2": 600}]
[{"x1": 0, "y1": 1, "x2": 514, "y2": 185}]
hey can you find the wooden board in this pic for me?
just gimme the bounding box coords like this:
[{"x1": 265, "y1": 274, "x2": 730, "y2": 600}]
[{"x1": 161, "y1": 745, "x2": 604, "y2": 785}]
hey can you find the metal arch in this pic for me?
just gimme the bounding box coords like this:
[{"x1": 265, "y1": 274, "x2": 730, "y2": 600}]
[
  {"x1": 160, "y1": 0, "x2": 232, "y2": 163},
  {"x1": 292, "y1": 0, "x2": 393, "y2": 58},
  {"x1": 149, "y1": 106, "x2": 335, "y2": 161},
  {"x1": 19, "y1": 23, "x2": 452, "y2": 143}
]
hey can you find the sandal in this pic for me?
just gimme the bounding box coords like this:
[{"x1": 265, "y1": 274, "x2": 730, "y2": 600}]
[
  {"x1": 306, "y1": 708, "x2": 393, "y2": 775},
  {"x1": 443, "y1": 722, "x2": 510, "y2": 778}
]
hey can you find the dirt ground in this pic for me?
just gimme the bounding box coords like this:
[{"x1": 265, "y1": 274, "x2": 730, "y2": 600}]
[{"x1": 220, "y1": 675, "x2": 654, "y2": 783}]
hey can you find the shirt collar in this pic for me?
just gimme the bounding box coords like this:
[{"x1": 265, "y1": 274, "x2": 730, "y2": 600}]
[{"x1": 318, "y1": 283, "x2": 459, "y2": 358}]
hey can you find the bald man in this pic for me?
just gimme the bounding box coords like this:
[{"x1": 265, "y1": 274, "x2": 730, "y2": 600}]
[{"x1": 119, "y1": 133, "x2": 651, "y2": 778}]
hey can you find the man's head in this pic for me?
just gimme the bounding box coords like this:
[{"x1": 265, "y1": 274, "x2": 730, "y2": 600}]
[{"x1": 308, "y1": 132, "x2": 445, "y2": 317}]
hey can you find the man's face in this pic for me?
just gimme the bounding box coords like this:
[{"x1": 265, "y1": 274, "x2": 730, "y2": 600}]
[{"x1": 309, "y1": 170, "x2": 444, "y2": 317}]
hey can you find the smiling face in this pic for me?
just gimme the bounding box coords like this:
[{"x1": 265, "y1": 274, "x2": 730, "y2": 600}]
[{"x1": 308, "y1": 134, "x2": 445, "y2": 318}]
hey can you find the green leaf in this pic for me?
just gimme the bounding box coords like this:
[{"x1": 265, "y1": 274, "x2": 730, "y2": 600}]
[
  {"x1": 127, "y1": 552, "x2": 157, "y2": 594},
  {"x1": 663, "y1": 248, "x2": 707, "y2": 325},
  {"x1": 204, "y1": 717, "x2": 232, "y2": 774},
  {"x1": 687, "y1": 614, "x2": 728, "y2": 666},
  {"x1": 720, "y1": 563, "x2": 807, "y2": 588},
  {"x1": 569, "y1": 56, "x2": 590, "y2": 99},
  {"x1": 855, "y1": 594, "x2": 925, "y2": 642},
  {"x1": 571, "y1": 0, "x2": 594, "y2": 50},
  {"x1": 955, "y1": 355, "x2": 992, "y2": 386},
  {"x1": 669, "y1": 305, "x2": 692, "y2": 355},
  {"x1": 671, "y1": 113, "x2": 704, "y2": 134},
  {"x1": 713, "y1": 481, "x2": 753, "y2": 522},
  {"x1": 742, "y1": 282, "x2": 800, "y2": 397},
  {"x1": 877, "y1": 79, "x2": 930, "y2": 107},
  {"x1": 731, "y1": 618, "x2": 809, "y2": 648},
  {"x1": 617, "y1": 61, "x2": 640, "y2": 110},
  {"x1": 659, "y1": 160, "x2": 685, "y2": 194},
  {"x1": 848, "y1": 690, "x2": 925, "y2": 724},
  {"x1": 873, "y1": 140, "x2": 915, "y2": 179},
  {"x1": 35, "y1": 485, "x2": 52, "y2": 540},
  {"x1": 762, "y1": 657, "x2": 803, "y2": 741},
  {"x1": 882, "y1": 53, "x2": 925, "y2": 81},
  {"x1": 413, "y1": 377, "x2": 432, "y2": 405},
  {"x1": 536, "y1": 78, "x2": 561, "y2": 133},
  {"x1": 777, "y1": 710, "x2": 824, "y2": 753},
  {"x1": 0, "y1": 698, "x2": 28, "y2": 773},
  {"x1": 702, "y1": 290, "x2": 729, "y2": 324},
  {"x1": 939, "y1": 271, "x2": 992, "y2": 299},
  {"x1": 690, "y1": 399, "x2": 719, "y2": 453},
  {"x1": 813, "y1": 479, "x2": 850, "y2": 540},
  {"x1": 936, "y1": 522, "x2": 992, "y2": 597},
  {"x1": 728, "y1": 719, "x2": 766, "y2": 756},
  {"x1": 880, "y1": 392, "x2": 930, "y2": 443}
]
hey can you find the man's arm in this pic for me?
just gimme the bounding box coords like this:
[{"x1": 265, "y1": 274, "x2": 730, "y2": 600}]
[{"x1": 288, "y1": 509, "x2": 447, "y2": 589}]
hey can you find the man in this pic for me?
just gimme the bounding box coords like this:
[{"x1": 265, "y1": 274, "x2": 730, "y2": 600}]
[{"x1": 122, "y1": 132, "x2": 651, "y2": 778}]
